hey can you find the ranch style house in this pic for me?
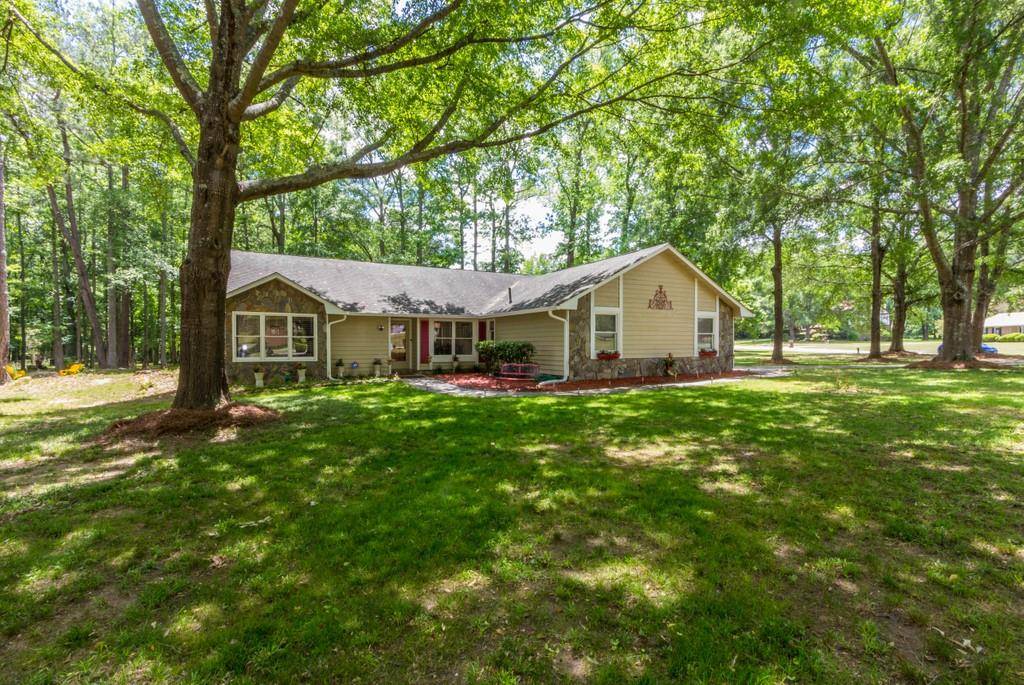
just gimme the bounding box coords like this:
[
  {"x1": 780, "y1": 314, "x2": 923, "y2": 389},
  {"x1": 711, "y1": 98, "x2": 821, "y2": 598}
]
[{"x1": 224, "y1": 243, "x2": 752, "y2": 384}]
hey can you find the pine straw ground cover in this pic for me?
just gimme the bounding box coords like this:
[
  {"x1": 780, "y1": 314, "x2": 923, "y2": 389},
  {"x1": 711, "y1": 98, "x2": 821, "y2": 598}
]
[{"x1": 1, "y1": 367, "x2": 1023, "y2": 683}]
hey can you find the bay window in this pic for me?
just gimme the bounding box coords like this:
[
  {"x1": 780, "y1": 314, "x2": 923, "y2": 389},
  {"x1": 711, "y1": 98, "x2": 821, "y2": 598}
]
[{"x1": 232, "y1": 312, "x2": 317, "y2": 361}]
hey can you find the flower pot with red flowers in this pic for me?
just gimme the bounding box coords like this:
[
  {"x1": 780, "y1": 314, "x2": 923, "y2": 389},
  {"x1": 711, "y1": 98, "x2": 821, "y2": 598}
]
[
  {"x1": 699, "y1": 349, "x2": 718, "y2": 358},
  {"x1": 294, "y1": 363, "x2": 307, "y2": 383},
  {"x1": 596, "y1": 351, "x2": 621, "y2": 361}
]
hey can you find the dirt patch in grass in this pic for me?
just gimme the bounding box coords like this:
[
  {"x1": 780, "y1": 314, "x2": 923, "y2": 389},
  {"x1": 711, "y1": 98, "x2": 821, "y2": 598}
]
[
  {"x1": 905, "y1": 357, "x2": 1006, "y2": 370},
  {"x1": 99, "y1": 403, "x2": 280, "y2": 442},
  {"x1": 854, "y1": 351, "x2": 926, "y2": 363}
]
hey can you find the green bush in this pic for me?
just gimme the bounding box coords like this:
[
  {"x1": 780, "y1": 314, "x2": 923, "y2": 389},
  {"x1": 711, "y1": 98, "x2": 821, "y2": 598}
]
[
  {"x1": 475, "y1": 340, "x2": 535, "y2": 372},
  {"x1": 1000, "y1": 332, "x2": 1024, "y2": 342},
  {"x1": 983, "y1": 333, "x2": 1001, "y2": 342}
]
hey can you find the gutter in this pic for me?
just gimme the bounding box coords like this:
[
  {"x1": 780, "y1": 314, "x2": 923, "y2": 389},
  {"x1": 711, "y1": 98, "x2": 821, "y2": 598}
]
[
  {"x1": 538, "y1": 310, "x2": 570, "y2": 386},
  {"x1": 325, "y1": 315, "x2": 347, "y2": 380}
]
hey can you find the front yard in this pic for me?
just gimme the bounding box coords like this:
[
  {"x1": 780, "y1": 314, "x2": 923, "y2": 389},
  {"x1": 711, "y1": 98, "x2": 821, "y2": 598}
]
[{"x1": 1, "y1": 367, "x2": 1022, "y2": 683}]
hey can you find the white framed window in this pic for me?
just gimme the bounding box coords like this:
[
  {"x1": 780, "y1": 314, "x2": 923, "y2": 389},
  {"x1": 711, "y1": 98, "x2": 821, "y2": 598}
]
[
  {"x1": 232, "y1": 312, "x2": 317, "y2": 361},
  {"x1": 431, "y1": 319, "x2": 476, "y2": 359},
  {"x1": 697, "y1": 314, "x2": 717, "y2": 351},
  {"x1": 591, "y1": 305, "x2": 623, "y2": 358},
  {"x1": 488, "y1": 319, "x2": 495, "y2": 341}
]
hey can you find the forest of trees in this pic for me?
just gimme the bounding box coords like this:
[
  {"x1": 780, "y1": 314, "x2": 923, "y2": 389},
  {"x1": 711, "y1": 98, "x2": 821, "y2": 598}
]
[{"x1": 0, "y1": 0, "x2": 1022, "y2": 407}]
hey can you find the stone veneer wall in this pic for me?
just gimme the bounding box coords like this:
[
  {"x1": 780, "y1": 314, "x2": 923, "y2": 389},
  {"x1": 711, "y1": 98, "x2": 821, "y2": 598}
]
[
  {"x1": 567, "y1": 293, "x2": 734, "y2": 380},
  {"x1": 225, "y1": 280, "x2": 328, "y2": 385}
]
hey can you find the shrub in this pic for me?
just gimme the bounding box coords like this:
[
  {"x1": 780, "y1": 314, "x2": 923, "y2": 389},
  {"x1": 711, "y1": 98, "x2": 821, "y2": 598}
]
[
  {"x1": 1000, "y1": 332, "x2": 1024, "y2": 342},
  {"x1": 983, "y1": 333, "x2": 1000, "y2": 342},
  {"x1": 475, "y1": 340, "x2": 535, "y2": 372}
]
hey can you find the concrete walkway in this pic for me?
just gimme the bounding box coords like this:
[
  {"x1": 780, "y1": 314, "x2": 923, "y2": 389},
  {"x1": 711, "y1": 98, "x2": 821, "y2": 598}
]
[{"x1": 401, "y1": 369, "x2": 789, "y2": 398}]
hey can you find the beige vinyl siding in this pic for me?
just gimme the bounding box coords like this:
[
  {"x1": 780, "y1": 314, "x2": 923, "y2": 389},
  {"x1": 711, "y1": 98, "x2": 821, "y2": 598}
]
[
  {"x1": 329, "y1": 315, "x2": 388, "y2": 375},
  {"x1": 495, "y1": 311, "x2": 565, "y2": 376},
  {"x1": 594, "y1": 277, "x2": 620, "y2": 307},
  {"x1": 697, "y1": 281, "x2": 717, "y2": 312},
  {"x1": 622, "y1": 251, "x2": 696, "y2": 358}
]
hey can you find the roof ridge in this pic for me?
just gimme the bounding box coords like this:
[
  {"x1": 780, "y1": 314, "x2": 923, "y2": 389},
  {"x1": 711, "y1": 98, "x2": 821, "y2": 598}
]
[{"x1": 231, "y1": 249, "x2": 532, "y2": 278}]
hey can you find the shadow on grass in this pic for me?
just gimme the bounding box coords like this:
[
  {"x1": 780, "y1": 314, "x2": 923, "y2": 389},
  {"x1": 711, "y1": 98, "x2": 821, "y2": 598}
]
[{"x1": 1, "y1": 369, "x2": 1022, "y2": 683}]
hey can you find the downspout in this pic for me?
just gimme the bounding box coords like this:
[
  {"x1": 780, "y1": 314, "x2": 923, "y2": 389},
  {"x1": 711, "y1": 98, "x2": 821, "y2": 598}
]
[
  {"x1": 326, "y1": 315, "x2": 347, "y2": 380},
  {"x1": 539, "y1": 309, "x2": 570, "y2": 385}
]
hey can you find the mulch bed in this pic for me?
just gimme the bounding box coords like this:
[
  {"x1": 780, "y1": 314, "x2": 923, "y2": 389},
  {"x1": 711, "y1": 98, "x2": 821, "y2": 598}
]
[
  {"x1": 854, "y1": 352, "x2": 926, "y2": 363},
  {"x1": 435, "y1": 371, "x2": 752, "y2": 393},
  {"x1": 905, "y1": 358, "x2": 1007, "y2": 370},
  {"x1": 100, "y1": 403, "x2": 281, "y2": 441}
]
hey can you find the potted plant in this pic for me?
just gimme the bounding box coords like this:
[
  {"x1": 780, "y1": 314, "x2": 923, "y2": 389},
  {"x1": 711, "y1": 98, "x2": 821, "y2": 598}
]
[
  {"x1": 596, "y1": 350, "x2": 621, "y2": 361},
  {"x1": 699, "y1": 348, "x2": 718, "y2": 358},
  {"x1": 372, "y1": 358, "x2": 383, "y2": 377},
  {"x1": 451, "y1": 354, "x2": 460, "y2": 373},
  {"x1": 253, "y1": 365, "x2": 265, "y2": 387},
  {"x1": 335, "y1": 358, "x2": 344, "y2": 378},
  {"x1": 664, "y1": 352, "x2": 677, "y2": 378},
  {"x1": 294, "y1": 362, "x2": 306, "y2": 383},
  {"x1": 350, "y1": 361, "x2": 360, "y2": 376}
]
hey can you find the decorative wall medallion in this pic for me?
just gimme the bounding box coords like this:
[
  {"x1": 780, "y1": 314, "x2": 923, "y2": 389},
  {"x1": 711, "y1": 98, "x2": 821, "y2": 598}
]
[{"x1": 648, "y1": 285, "x2": 673, "y2": 310}]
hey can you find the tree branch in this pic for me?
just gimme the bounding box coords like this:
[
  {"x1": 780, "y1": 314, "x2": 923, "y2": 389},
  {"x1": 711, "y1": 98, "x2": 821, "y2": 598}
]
[
  {"x1": 135, "y1": 0, "x2": 205, "y2": 115},
  {"x1": 229, "y1": 0, "x2": 299, "y2": 119},
  {"x1": 240, "y1": 76, "x2": 299, "y2": 121},
  {"x1": 9, "y1": 5, "x2": 196, "y2": 168}
]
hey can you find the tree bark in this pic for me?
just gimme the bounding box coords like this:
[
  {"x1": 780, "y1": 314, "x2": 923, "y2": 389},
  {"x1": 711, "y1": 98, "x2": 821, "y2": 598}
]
[
  {"x1": 0, "y1": 151, "x2": 9, "y2": 383},
  {"x1": 770, "y1": 223, "x2": 785, "y2": 363},
  {"x1": 159, "y1": 210, "x2": 168, "y2": 366},
  {"x1": 472, "y1": 187, "x2": 478, "y2": 270},
  {"x1": 173, "y1": 90, "x2": 241, "y2": 409},
  {"x1": 888, "y1": 265, "x2": 908, "y2": 353},
  {"x1": 17, "y1": 210, "x2": 26, "y2": 370},
  {"x1": 868, "y1": 201, "x2": 885, "y2": 358},
  {"x1": 106, "y1": 165, "x2": 118, "y2": 367},
  {"x1": 50, "y1": 214, "x2": 64, "y2": 370}
]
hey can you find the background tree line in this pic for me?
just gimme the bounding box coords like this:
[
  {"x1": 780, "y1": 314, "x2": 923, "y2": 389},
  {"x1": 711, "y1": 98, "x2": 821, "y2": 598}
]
[{"x1": 0, "y1": 0, "x2": 1021, "y2": 384}]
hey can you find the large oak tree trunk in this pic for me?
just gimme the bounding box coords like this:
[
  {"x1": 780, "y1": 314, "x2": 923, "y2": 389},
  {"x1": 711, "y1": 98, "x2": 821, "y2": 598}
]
[
  {"x1": 770, "y1": 224, "x2": 785, "y2": 363},
  {"x1": 173, "y1": 111, "x2": 240, "y2": 409}
]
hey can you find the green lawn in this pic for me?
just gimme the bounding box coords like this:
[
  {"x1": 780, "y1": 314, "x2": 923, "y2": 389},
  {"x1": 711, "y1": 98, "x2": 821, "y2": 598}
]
[
  {"x1": 1, "y1": 368, "x2": 1022, "y2": 684},
  {"x1": 736, "y1": 339, "x2": 1024, "y2": 357}
]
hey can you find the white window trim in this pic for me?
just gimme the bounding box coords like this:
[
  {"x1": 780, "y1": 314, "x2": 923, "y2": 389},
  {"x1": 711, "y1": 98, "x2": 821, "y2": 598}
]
[
  {"x1": 591, "y1": 305, "x2": 623, "y2": 359},
  {"x1": 696, "y1": 310, "x2": 719, "y2": 352},
  {"x1": 231, "y1": 311, "x2": 318, "y2": 362},
  {"x1": 429, "y1": 318, "x2": 478, "y2": 362}
]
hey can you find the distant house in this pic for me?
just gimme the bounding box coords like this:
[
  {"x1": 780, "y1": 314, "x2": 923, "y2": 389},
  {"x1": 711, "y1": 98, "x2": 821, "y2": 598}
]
[
  {"x1": 983, "y1": 312, "x2": 1024, "y2": 336},
  {"x1": 224, "y1": 243, "x2": 752, "y2": 384}
]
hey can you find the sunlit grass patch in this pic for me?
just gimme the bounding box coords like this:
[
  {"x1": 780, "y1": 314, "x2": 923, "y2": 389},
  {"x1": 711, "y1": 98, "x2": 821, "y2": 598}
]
[{"x1": 0, "y1": 366, "x2": 1022, "y2": 682}]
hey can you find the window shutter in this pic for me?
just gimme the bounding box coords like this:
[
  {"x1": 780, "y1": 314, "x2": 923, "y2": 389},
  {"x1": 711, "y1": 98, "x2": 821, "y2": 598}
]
[
  {"x1": 478, "y1": 321, "x2": 487, "y2": 342},
  {"x1": 420, "y1": 320, "x2": 430, "y2": 363}
]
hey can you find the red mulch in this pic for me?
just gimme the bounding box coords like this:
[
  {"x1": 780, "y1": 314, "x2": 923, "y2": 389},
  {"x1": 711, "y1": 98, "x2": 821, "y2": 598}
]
[
  {"x1": 905, "y1": 357, "x2": 1007, "y2": 370},
  {"x1": 436, "y1": 371, "x2": 752, "y2": 393},
  {"x1": 100, "y1": 402, "x2": 281, "y2": 441}
]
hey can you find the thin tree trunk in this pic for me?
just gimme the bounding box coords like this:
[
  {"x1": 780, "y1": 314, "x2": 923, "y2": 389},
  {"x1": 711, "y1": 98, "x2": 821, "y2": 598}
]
[
  {"x1": 503, "y1": 201, "x2": 511, "y2": 273},
  {"x1": 17, "y1": 210, "x2": 26, "y2": 370},
  {"x1": 489, "y1": 199, "x2": 497, "y2": 272},
  {"x1": 868, "y1": 200, "x2": 885, "y2": 359},
  {"x1": 415, "y1": 181, "x2": 424, "y2": 265},
  {"x1": 888, "y1": 266, "x2": 908, "y2": 353},
  {"x1": 0, "y1": 151, "x2": 8, "y2": 383},
  {"x1": 159, "y1": 210, "x2": 168, "y2": 366},
  {"x1": 51, "y1": 214, "x2": 63, "y2": 370},
  {"x1": 142, "y1": 282, "x2": 149, "y2": 368},
  {"x1": 770, "y1": 224, "x2": 785, "y2": 363},
  {"x1": 106, "y1": 165, "x2": 118, "y2": 367},
  {"x1": 472, "y1": 187, "x2": 478, "y2": 270}
]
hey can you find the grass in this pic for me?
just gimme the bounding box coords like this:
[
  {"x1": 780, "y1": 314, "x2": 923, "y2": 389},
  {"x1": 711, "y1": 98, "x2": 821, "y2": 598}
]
[
  {"x1": 736, "y1": 338, "x2": 1024, "y2": 357},
  {"x1": 1, "y1": 367, "x2": 1023, "y2": 683}
]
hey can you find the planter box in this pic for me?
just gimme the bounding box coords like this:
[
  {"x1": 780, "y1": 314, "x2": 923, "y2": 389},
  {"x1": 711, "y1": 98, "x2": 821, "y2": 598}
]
[
  {"x1": 596, "y1": 353, "x2": 621, "y2": 361},
  {"x1": 254, "y1": 372, "x2": 264, "y2": 388},
  {"x1": 699, "y1": 351, "x2": 718, "y2": 358}
]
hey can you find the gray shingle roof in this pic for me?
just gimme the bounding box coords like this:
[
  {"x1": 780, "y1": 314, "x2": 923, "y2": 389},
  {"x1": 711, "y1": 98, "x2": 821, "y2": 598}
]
[{"x1": 227, "y1": 243, "x2": 733, "y2": 317}]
